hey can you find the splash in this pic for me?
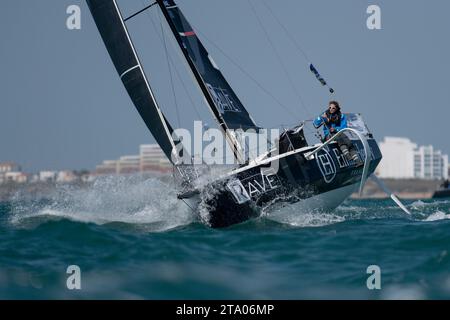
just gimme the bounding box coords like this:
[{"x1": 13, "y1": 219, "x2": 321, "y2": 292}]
[
  {"x1": 267, "y1": 210, "x2": 345, "y2": 227},
  {"x1": 8, "y1": 171, "x2": 450, "y2": 230},
  {"x1": 408, "y1": 199, "x2": 450, "y2": 222},
  {"x1": 424, "y1": 211, "x2": 450, "y2": 222},
  {"x1": 10, "y1": 175, "x2": 195, "y2": 231},
  {"x1": 261, "y1": 193, "x2": 345, "y2": 227}
]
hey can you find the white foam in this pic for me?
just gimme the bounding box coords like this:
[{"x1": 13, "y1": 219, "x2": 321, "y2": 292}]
[
  {"x1": 10, "y1": 175, "x2": 195, "y2": 231},
  {"x1": 264, "y1": 199, "x2": 345, "y2": 227},
  {"x1": 268, "y1": 211, "x2": 345, "y2": 227},
  {"x1": 411, "y1": 200, "x2": 426, "y2": 209},
  {"x1": 424, "y1": 211, "x2": 450, "y2": 222}
]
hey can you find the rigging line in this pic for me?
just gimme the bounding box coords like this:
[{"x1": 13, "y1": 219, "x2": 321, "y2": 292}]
[
  {"x1": 124, "y1": 1, "x2": 157, "y2": 22},
  {"x1": 261, "y1": 0, "x2": 310, "y2": 63},
  {"x1": 181, "y1": 198, "x2": 195, "y2": 212},
  {"x1": 159, "y1": 10, "x2": 181, "y2": 128},
  {"x1": 160, "y1": 21, "x2": 205, "y2": 122},
  {"x1": 192, "y1": 26, "x2": 298, "y2": 120},
  {"x1": 140, "y1": 0, "x2": 204, "y2": 122},
  {"x1": 262, "y1": 0, "x2": 335, "y2": 95},
  {"x1": 247, "y1": 0, "x2": 313, "y2": 119}
]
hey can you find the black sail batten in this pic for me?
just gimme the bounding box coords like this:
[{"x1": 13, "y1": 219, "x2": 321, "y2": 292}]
[
  {"x1": 156, "y1": 0, "x2": 258, "y2": 162},
  {"x1": 87, "y1": 0, "x2": 180, "y2": 164}
]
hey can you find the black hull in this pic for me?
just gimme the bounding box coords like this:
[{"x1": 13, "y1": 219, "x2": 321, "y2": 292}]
[
  {"x1": 432, "y1": 189, "x2": 450, "y2": 199},
  {"x1": 200, "y1": 139, "x2": 382, "y2": 228}
]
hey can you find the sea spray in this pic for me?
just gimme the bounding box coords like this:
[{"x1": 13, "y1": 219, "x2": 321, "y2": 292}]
[{"x1": 10, "y1": 175, "x2": 195, "y2": 231}]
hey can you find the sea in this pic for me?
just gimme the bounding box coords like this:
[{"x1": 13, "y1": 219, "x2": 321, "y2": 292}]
[{"x1": 1, "y1": 175, "x2": 450, "y2": 300}]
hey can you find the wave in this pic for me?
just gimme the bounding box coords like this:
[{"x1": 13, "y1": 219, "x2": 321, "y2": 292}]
[
  {"x1": 7, "y1": 173, "x2": 450, "y2": 230},
  {"x1": 9, "y1": 175, "x2": 195, "y2": 232},
  {"x1": 424, "y1": 211, "x2": 450, "y2": 222}
]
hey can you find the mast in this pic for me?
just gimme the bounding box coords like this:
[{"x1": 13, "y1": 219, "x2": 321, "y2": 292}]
[
  {"x1": 156, "y1": 0, "x2": 258, "y2": 164},
  {"x1": 87, "y1": 0, "x2": 182, "y2": 164}
]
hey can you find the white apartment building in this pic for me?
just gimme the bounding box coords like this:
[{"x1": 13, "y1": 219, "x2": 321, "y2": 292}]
[
  {"x1": 377, "y1": 137, "x2": 417, "y2": 179},
  {"x1": 140, "y1": 144, "x2": 172, "y2": 173},
  {"x1": 0, "y1": 162, "x2": 19, "y2": 173},
  {"x1": 94, "y1": 144, "x2": 172, "y2": 176},
  {"x1": 414, "y1": 146, "x2": 448, "y2": 180},
  {"x1": 96, "y1": 160, "x2": 118, "y2": 175},
  {"x1": 56, "y1": 171, "x2": 77, "y2": 183},
  {"x1": 39, "y1": 171, "x2": 58, "y2": 182},
  {"x1": 377, "y1": 137, "x2": 448, "y2": 180},
  {"x1": 117, "y1": 155, "x2": 140, "y2": 174},
  {"x1": 95, "y1": 160, "x2": 118, "y2": 174},
  {"x1": 3, "y1": 172, "x2": 28, "y2": 184}
]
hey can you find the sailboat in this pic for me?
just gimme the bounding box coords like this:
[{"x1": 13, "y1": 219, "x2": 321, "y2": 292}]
[{"x1": 87, "y1": 0, "x2": 383, "y2": 228}]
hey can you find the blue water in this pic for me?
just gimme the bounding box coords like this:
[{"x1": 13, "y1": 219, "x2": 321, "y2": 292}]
[{"x1": 1, "y1": 176, "x2": 450, "y2": 299}]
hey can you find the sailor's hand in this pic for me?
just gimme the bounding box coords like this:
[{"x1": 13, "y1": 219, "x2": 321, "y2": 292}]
[{"x1": 329, "y1": 127, "x2": 336, "y2": 133}]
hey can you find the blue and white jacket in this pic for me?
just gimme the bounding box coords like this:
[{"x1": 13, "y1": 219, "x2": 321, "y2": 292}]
[{"x1": 313, "y1": 112, "x2": 348, "y2": 139}]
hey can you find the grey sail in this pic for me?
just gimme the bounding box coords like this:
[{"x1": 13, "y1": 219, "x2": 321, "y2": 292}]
[
  {"x1": 156, "y1": 0, "x2": 259, "y2": 132},
  {"x1": 87, "y1": 0, "x2": 178, "y2": 163}
]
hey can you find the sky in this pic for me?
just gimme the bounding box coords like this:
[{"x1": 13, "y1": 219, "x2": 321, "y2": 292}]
[{"x1": 0, "y1": 0, "x2": 448, "y2": 172}]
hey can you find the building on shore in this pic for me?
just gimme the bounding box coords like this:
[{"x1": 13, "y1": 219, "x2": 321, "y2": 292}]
[
  {"x1": 2, "y1": 172, "x2": 28, "y2": 184},
  {"x1": 376, "y1": 137, "x2": 416, "y2": 179},
  {"x1": 95, "y1": 144, "x2": 172, "y2": 176},
  {"x1": 56, "y1": 171, "x2": 77, "y2": 183},
  {"x1": 96, "y1": 160, "x2": 118, "y2": 175},
  {"x1": 117, "y1": 155, "x2": 140, "y2": 174},
  {"x1": 0, "y1": 162, "x2": 26, "y2": 184},
  {"x1": 0, "y1": 162, "x2": 20, "y2": 173},
  {"x1": 414, "y1": 145, "x2": 448, "y2": 180},
  {"x1": 39, "y1": 171, "x2": 57, "y2": 182},
  {"x1": 140, "y1": 144, "x2": 172, "y2": 173},
  {"x1": 377, "y1": 137, "x2": 448, "y2": 180}
]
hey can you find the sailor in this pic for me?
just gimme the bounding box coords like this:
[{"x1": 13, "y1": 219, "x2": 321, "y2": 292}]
[
  {"x1": 314, "y1": 101, "x2": 362, "y2": 166},
  {"x1": 313, "y1": 101, "x2": 346, "y2": 141}
]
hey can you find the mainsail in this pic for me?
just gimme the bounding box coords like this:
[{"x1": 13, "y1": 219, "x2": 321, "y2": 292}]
[{"x1": 87, "y1": 0, "x2": 179, "y2": 164}]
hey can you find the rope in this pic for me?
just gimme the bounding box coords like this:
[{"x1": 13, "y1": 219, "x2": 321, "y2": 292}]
[
  {"x1": 159, "y1": 10, "x2": 181, "y2": 128},
  {"x1": 181, "y1": 198, "x2": 196, "y2": 212},
  {"x1": 261, "y1": 0, "x2": 311, "y2": 63},
  {"x1": 247, "y1": 0, "x2": 313, "y2": 120},
  {"x1": 192, "y1": 27, "x2": 299, "y2": 120},
  {"x1": 261, "y1": 0, "x2": 335, "y2": 95},
  {"x1": 140, "y1": 0, "x2": 204, "y2": 122}
]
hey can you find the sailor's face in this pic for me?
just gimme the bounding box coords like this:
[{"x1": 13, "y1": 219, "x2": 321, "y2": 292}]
[{"x1": 328, "y1": 105, "x2": 337, "y2": 113}]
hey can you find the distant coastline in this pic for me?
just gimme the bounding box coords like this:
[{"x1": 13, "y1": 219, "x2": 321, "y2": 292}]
[
  {"x1": 0, "y1": 181, "x2": 90, "y2": 202},
  {"x1": 352, "y1": 178, "x2": 443, "y2": 200},
  {"x1": 0, "y1": 176, "x2": 444, "y2": 202}
]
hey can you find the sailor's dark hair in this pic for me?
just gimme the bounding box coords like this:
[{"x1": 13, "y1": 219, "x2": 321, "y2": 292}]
[{"x1": 329, "y1": 101, "x2": 340, "y2": 111}]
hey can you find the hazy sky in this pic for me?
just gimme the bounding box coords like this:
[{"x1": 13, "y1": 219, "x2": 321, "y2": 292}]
[{"x1": 0, "y1": 0, "x2": 448, "y2": 172}]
